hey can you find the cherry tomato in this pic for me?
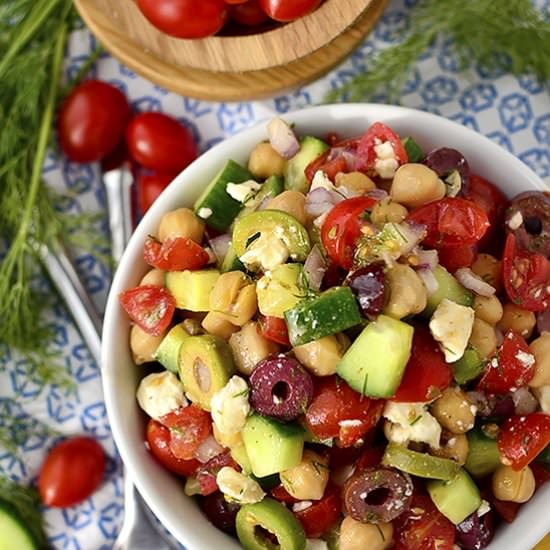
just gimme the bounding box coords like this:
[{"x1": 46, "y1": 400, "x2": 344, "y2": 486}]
[
  {"x1": 138, "y1": 172, "x2": 177, "y2": 214},
  {"x1": 143, "y1": 236, "x2": 209, "y2": 271},
  {"x1": 321, "y1": 197, "x2": 377, "y2": 270},
  {"x1": 231, "y1": 0, "x2": 269, "y2": 25},
  {"x1": 58, "y1": 80, "x2": 130, "y2": 163},
  {"x1": 38, "y1": 437, "x2": 105, "y2": 508},
  {"x1": 502, "y1": 233, "x2": 550, "y2": 312},
  {"x1": 137, "y1": 0, "x2": 229, "y2": 38},
  {"x1": 225, "y1": 0, "x2": 248, "y2": 3},
  {"x1": 159, "y1": 405, "x2": 212, "y2": 461},
  {"x1": 259, "y1": 0, "x2": 322, "y2": 21},
  {"x1": 497, "y1": 413, "x2": 550, "y2": 471},
  {"x1": 356, "y1": 122, "x2": 408, "y2": 173},
  {"x1": 258, "y1": 315, "x2": 290, "y2": 346},
  {"x1": 197, "y1": 452, "x2": 240, "y2": 496},
  {"x1": 477, "y1": 330, "x2": 535, "y2": 394},
  {"x1": 295, "y1": 483, "x2": 342, "y2": 538},
  {"x1": 394, "y1": 494, "x2": 456, "y2": 550},
  {"x1": 119, "y1": 285, "x2": 176, "y2": 336},
  {"x1": 391, "y1": 326, "x2": 452, "y2": 402},
  {"x1": 125, "y1": 112, "x2": 198, "y2": 173},
  {"x1": 305, "y1": 375, "x2": 383, "y2": 448},
  {"x1": 438, "y1": 244, "x2": 478, "y2": 273},
  {"x1": 531, "y1": 462, "x2": 550, "y2": 489},
  {"x1": 146, "y1": 419, "x2": 201, "y2": 476},
  {"x1": 271, "y1": 484, "x2": 297, "y2": 504},
  {"x1": 408, "y1": 197, "x2": 490, "y2": 249},
  {"x1": 492, "y1": 499, "x2": 520, "y2": 523},
  {"x1": 355, "y1": 446, "x2": 385, "y2": 473}
]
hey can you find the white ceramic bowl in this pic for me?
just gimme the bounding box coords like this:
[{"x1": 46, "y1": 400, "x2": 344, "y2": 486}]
[{"x1": 102, "y1": 104, "x2": 548, "y2": 550}]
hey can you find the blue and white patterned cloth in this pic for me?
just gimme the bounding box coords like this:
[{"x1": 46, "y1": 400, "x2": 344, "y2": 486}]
[{"x1": 1, "y1": 0, "x2": 549, "y2": 548}]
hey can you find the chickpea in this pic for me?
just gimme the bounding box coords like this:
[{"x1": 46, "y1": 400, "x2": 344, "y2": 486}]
[
  {"x1": 229, "y1": 321, "x2": 280, "y2": 375},
  {"x1": 431, "y1": 386, "x2": 476, "y2": 434},
  {"x1": 492, "y1": 465, "x2": 535, "y2": 503},
  {"x1": 280, "y1": 450, "x2": 329, "y2": 501},
  {"x1": 139, "y1": 268, "x2": 165, "y2": 287},
  {"x1": 498, "y1": 303, "x2": 536, "y2": 339},
  {"x1": 471, "y1": 254, "x2": 503, "y2": 294},
  {"x1": 339, "y1": 516, "x2": 393, "y2": 550},
  {"x1": 293, "y1": 334, "x2": 350, "y2": 377},
  {"x1": 469, "y1": 317, "x2": 497, "y2": 359},
  {"x1": 201, "y1": 311, "x2": 238, "y2": 340},
  {"x1": 390, "y1": 163, "x2": 446, "y2": 208},
  {"x1": 430, "y1": 432, "x2": 469, "y2": 465},
  {"x1": 248, "y1": 142, "x2": 286, "y2": 179},
  {"x1": 383, "y1": 264, "x2": 427, "y2": 320},
  {"x1": 528, "y1": 332, "x2": 550, "y2": 388},
  {"x1": 213, "y1": 423, "x2": 242, "y2": 449},
  {"x1": 473, "y1": 294, "x2": 503, "y2": 325},
  {"x1": 335, "y1": 171, "x2": 377, "y2": 193},
  {"x1": 130, "y1": 324, "x2": 165, "y2": 364},
  {"x1": 210, "y1": 272, "x2": 257, "y2": 326},
  {"x1": 267, "y1": 191, "x2": 307, "y2": 226},
  {"x1": 158, "y1": 208, "x2": 205, "y2": 243},
  {"x1": 370, "y1": 199, "x2": 409, "y2": 227}
]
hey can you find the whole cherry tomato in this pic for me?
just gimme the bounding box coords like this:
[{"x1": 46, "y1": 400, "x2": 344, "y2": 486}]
[
  {"x1": 38, "y1": 437, "x2": 105, "y2": 508},
  {"x1": 408, "y1": 197, "x2": 490, "y2": 249},
  {"x1": 497, "y1": 413, "x2": 550, "y2": 471},
  {"x1": 138, "y1": 172, "x2": 178, "y2": 214},
  {"x1": 137, "y1": 0, "x2": 229, "y2": 38},
  {"x1": 391, "y1": 326, "x2": 452, "y2": 402},
  {"x1": 259, "y1": 0, "x2": 322, "y2": 21},
  {"x1": 58, "y1": 80, "x2": 130, "y2": 163},
  {"x1": 295, "y1": 483, "x2": 342, "y2": 538},
  {"x1": 321, "y1": 197, "x2": 377, "y2": 270},
  {"x1": 258, "y1": 315, "x2": 290, "y2": 346},
  {"x1": 126, "y1": 112, "x2": 198, "y2": 172},
  {"x1": 231, "y1": 0, "x2": 269, "y2": 25},
  {"x1": 119, "y1": 285, "x2": 176, "y2": 336},
  {"x1": 502, "y1": 233, "x2": 550, "y2": 312},
  {"x1": 146, "y1": 419, "x2": 201, "y2": 476},
  {"x1": 143, "y1": 236, "x2": 209, "y2": 271}
]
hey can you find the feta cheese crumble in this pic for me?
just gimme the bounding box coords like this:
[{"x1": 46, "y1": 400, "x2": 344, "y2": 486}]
[
  {"x1": 292, "y1": 501, "x2": 313, "y2": 512},
  {"x1": 216, "y1": 467, "x2": 265, "y2": 504},
  {"x1": 477, "y1": 499, "x2": 491, "y2": 517},
  {"x1": 136, "y1": 371, "x2": 187, "y2": 420},
  {"x1": 507, "y1": 211, "x2": 523, "y2": 230},
  {"x1": 226, "y1": 180, "x2": 262, "y2": 203},
  {"x1": 373, "y1": 139, "x2": 399, "y2": 179},
  {"x1": 210, "y1": 375, "x2": 250, "y2": 434},
  {"x1": 515, "y1": 350, "x2": 536, "y2": 369},
  {"x1": 305, "y1": 540, "x2": 329, "y2": 550},
  {"x1": 197, "y1": 207, "x2": 212, "y2": 219},
  {"x1": 310, "y1": 170, "x2": 335, "y2": 192},
  {"x1": 239, "y1": 232, "x2": 289, "y2": 271}
]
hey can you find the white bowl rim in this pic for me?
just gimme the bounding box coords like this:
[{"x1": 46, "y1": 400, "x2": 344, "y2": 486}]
[{"x1": 102, "y1": 103, "x2": 547, "y2": 550}]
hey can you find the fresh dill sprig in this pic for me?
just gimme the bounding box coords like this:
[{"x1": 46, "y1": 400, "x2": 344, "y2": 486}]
[{"x1": 327, "y1": 0, "x2": 550, "y2": 103}]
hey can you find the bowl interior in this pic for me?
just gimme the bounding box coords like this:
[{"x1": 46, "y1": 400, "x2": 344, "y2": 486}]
[{"x1": 102, "y1": 103, "x2": 547, "y2": 550}]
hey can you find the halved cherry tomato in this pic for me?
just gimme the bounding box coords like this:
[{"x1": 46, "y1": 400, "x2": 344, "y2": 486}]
[
  {"x1": 497, "y1": 413, "x2": 550, "y2": 471},
  {"x1": 305, "y1": 375, "x2": 383, "y2": 447},
  {"x1": 146, "y1": 419, "x2": 201, "y2": 476},
  {"x1": 231, "y1": 0, "x2": 269, "y2": 25},
  {"x1": 391, "y1": 326, "x2": 452, "y2": 402},
  {"x1": 321, "y1": 197, "x2": 377, "y2": 270},
  {"x1": 258, "y1": 315, "x2": 290, "y2": 346},
  {"x1": 138, "y1": 172, "x2": 177, "y2": 214},
  {"x1": 502, "y1": 233, "x2": 550, "y2": 312},
  {"x1": 408, "y1": 197, "x2": 490, "y2": 249},
  {"x1": 144, "y1": 235, "x2": 209, "y2": 271},
  {"x1": 126, "y1": 112, "x2": 198, "y2": 173},
  {"x1": 38, "y1": 437, "x2": 105, "y2": 508},
  {"x1": 295, "y1": 483, "x2": 342, "y2": 538},
  {"x1": 196, "y1": 452, "x2": 240, "y2": 496},
  {"x1": 119, "y1": 285, "x2": 176, "y2": 336},
  {"x1": 271, "y1": 484, "x2": 297, "y2": 504},
  {"x1": 437, "y1": 244, "x2": 478, "y2": 273},
  {"x1": 137, "y1": 0, "x2": 229, "y2": 38},
  {"x1": 259, "y1": 0, "x2": 322, "y2": 21},
  {"x1": 477, "y1": 330, "x2": 535, "y2": 394},
  {"x1": 394, "y1": 494, "x2": 455, "y2": 550},
  {"x1": 159, "y1": 405, "x2": 211, "y2": 461},
  {"x1": 356, "y1": 122, "x2": 408, "y2": 174}
]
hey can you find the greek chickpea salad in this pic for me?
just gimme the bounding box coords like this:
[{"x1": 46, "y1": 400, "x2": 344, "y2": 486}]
[{"x1": 118, "y1": 118, "x2": 550, "y2": 550}]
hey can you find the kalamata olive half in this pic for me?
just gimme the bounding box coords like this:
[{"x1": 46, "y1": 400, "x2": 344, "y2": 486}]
[
  {"x1": 347, "y1": 262, "x2": 386, "y2": 318},
  {"x1": 200, "y1": 491, "x2": 240, "y2": 534},
  {"x1": 343, "y1": 467, "x2": 413, "y2": 523},
  {"x1": 505, "y1": 191, "x2": 550, "y2": 258},
  {"x1": 456, "y1": 510, "x2": 495, "y2": 549},
  {"x1": 249, "y1": 356, "x2": 314, "y2": 421},
  {"x1": 424, "y1": 147, "x2": 470, "y2": 195}
]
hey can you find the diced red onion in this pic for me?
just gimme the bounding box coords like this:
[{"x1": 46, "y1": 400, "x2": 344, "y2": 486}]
[
  {"x1": 537, "y1": 310, "x2": 550, "y2": 334},
  {"x1": 194, "y1": 435, "x2": 224, "y2": 464},
  {"x1": 512, "y1": 387, "x2": 538, "y2": 415},
  {"x1": 364, "y1": 188, "x2": 389, "y2": 201},
  {"x1": 455, "y1": 268, "x2": 496, "y2": 297},
  {"x1": 267, "y1": 117, "x2": 300, "y2": 160},
  {"x1": 418, "y1": 267, "x2": 439, "y2": 296},
  {"x1": 305, "y1": 187, "x2": 344, "y2": 217},
  {"x1": 303, "y1": 245, "x2": 327, "y2": 291},
  {"x1": 394, "y1": 221, "x2": 427, "y2": 257},
  {"x1": 415, "y1": 248, "x2": 439, "y2": 270},
  {"x1": 209, "y1": 234, "x2": 231, "y2": 264}
]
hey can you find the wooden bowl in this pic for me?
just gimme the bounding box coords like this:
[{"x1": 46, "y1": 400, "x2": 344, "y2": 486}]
[{"x1": 74, "y1": 0, "x2": 388, "y2": 101}]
